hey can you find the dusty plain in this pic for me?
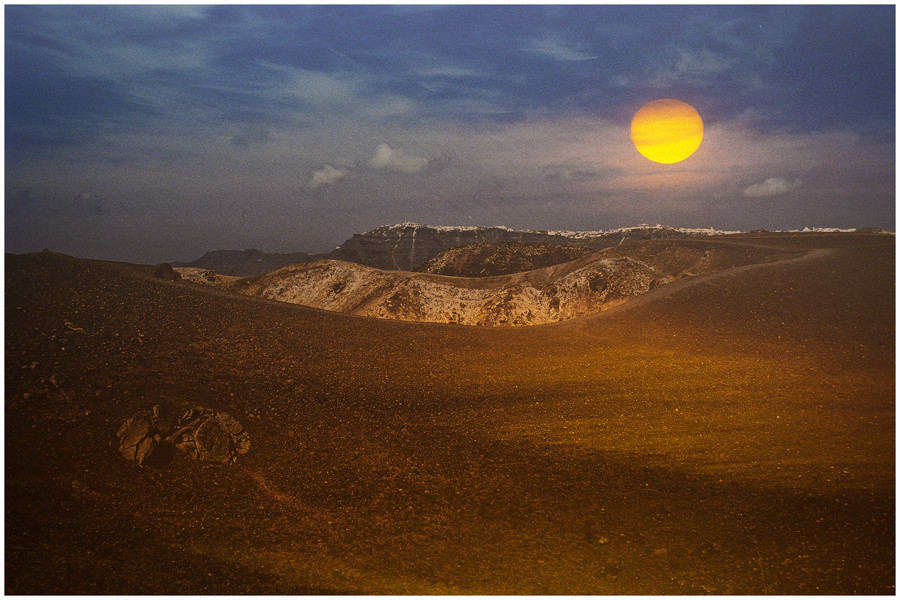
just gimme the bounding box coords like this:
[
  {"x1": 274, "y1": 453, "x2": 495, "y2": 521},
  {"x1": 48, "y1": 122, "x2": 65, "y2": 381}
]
[{"x1": 4, "y1": 232, "x2": 895, "y2": 594}]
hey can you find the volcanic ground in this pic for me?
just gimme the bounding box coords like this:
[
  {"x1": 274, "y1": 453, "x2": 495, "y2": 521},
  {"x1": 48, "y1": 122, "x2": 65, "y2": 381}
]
[{"x1": 5, "y1": 231, "x2": 895, "y2": 594}]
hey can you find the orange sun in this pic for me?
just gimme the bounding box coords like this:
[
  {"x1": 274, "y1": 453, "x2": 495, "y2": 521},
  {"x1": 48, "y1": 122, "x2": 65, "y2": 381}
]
[{"x1": 630, "y1": 99, "x2": 704, "y2": 164}]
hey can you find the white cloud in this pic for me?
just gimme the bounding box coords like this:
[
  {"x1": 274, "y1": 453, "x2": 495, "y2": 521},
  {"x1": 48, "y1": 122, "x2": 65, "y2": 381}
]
[
  {"x1": 415, "y1": 64, "x2": 483, "y2": 78},
  {"x1": 307, "y1": 164, "x2": 350, "y2": 189},
  {"x1": 367, "y1": 143, "x2": 429, "y2": 174},
  {"x1": 743, "y1": 177, "x2": 803, "y2": 197}
]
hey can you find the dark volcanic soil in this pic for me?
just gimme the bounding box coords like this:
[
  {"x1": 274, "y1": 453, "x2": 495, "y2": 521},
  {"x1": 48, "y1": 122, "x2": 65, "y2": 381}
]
[{"x1": 5, "y1": 232, "x2": 895, "y2": 594}]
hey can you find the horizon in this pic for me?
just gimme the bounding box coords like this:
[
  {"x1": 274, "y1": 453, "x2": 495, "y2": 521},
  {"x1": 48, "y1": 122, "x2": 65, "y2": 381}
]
[
  {"x1": 170, "y1": 222, "x2": 899, "y2": 265},
  {"x1": 17, "y1": 220, "x2": 894, "y2": 266},
  {"x1": 5, "y1": 5, "x2": 896, "y2": 263}
]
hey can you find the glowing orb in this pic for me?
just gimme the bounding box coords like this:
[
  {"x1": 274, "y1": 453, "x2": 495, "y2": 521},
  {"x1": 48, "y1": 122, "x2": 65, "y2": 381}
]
[{"x1": 630, "y1": 99, "x2": 704, "y2": 164}]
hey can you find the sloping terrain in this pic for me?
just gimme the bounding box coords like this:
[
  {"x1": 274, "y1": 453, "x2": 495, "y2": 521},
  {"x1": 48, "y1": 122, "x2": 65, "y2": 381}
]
[
  {"x1": 235, "y1": 239, "x2": 802, "y2": 326},
  {"x1": 5, "y1": 231, "x2": 894, "y2": 594},
  {"x1": 416, "y1": 241, "x2": 595, "y2": 277}
]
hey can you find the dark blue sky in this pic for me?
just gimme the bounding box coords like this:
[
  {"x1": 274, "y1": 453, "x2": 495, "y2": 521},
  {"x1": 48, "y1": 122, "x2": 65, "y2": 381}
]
[{"x1": 5, "y1": 5, "x2": 895, "y2": 262}]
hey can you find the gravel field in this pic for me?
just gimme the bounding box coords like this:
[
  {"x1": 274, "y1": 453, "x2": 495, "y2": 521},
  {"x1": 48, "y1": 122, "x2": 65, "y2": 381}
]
[{"x1": 5, "y1": 232, "x2": 894, "y2": 594}]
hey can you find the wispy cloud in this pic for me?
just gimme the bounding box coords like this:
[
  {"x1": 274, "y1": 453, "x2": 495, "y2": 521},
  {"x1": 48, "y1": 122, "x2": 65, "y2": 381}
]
[
  {"x1": 524, "y1": 36, "x2": 598, "y2": 61},
  {"x1": 307, "y1": 165, "x2": 351, "y2": 189}
]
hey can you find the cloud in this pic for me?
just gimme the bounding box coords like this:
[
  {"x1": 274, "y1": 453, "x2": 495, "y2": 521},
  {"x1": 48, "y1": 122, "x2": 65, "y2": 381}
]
[
  {"x1": 367, "y1": 143, "x2": 429, "y2": 174},
  {"x1": 743, "y1": 177, "x2": 803, "y2": 197},
  {"x1": 524, "y1": 36, "x2": 598, "y2": 61},
  {"x1": 415, "y1": 64, "x2": 484, "y2": 78},
  {"x1": 307, "y1": 164, "x2": 350, "y2": 189}
]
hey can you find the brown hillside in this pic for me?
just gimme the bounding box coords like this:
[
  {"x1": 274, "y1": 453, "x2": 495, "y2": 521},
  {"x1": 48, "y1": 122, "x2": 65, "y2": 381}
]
[
  {"x1": 5, "y1": 232, "x2": 895, "y2": 594},
  {"x1": 416, "y1": 241, "x2": 595, "y2": 276},
  {"x1": 234, "y1": 239, "x2": 804, "y2": 326}
]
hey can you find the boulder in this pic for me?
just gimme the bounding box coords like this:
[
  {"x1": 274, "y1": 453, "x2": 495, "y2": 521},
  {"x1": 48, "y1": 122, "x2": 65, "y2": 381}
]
[
  {"x1": 170, "y1": 406, "x2": 250, "y2": 463},
  {"x1": 152, "y1": 263, "x2": 182, "y2": 281},
  {"x1": 117, "y1": 404, "x2": 250, "y2": 467},
  {"x1": 194, "y1": 417, "x2": 232, "y2": 462},
  {"x1": 115, "y1": 406, "x2": 173, "y2": 467}
]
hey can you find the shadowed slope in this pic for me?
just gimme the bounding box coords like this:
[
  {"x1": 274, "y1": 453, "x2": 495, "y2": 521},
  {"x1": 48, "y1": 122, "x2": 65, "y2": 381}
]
[{"x1": 5, "y1": 232, "x2": 894, "y2": 594}]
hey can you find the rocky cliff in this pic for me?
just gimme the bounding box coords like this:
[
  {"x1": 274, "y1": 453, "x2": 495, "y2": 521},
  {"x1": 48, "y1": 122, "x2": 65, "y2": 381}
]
[
  {"x1": 327, "y1": 222, "x2": 740, "y2": 271},
  {"x1": 173, "y1": 224, "x2": 875, "y2": 278}
]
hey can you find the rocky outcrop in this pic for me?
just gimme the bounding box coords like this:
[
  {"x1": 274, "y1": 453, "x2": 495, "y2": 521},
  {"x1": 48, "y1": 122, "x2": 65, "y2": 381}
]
[
  {"x1": 152, "y1": 263, "x2": 182, "y2": 281},
  {"x1": 327, "y1": 223, "x2": 589, "y2": 271},
  {"x1": 174, "y1": 267, "x2": 242, "y2": 288},
  {"x1": 171, "y1": 406, "x2": 251, "y2": 463},
  {"x1": 235, "y1": 240, "x2": 798, "y2": 326},
  {"x1": 116, "y1": 405, "x2": 175, "y2": 467},
  {"x1": 116, "y1": 405, "x2": 250, "y2": 466},
  {"x1": 236, "y1": 256, "x2": 659, "y2": 326}
]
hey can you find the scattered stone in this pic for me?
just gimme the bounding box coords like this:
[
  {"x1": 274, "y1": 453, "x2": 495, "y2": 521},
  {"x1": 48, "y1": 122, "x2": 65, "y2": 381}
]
[{"x1": 64, "y1": 320, "x2": 84, "y2": 332}]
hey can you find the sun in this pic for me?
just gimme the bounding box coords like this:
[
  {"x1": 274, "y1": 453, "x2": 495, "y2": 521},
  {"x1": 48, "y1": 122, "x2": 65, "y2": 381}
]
[{"x1": 630, "y1": 99, "x2": 704, "y2": 164}]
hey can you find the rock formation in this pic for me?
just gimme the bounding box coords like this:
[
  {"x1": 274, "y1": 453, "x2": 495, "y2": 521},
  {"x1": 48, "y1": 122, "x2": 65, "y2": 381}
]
[
  {"x1": 171, "y1": 406, "x2": 251, "y2": 463},
  {"x1": 116, "y1": 405, "x2": 175, "y2": 467},
  {"x1": 116, "y1": 405, "x2": 249, "y2": 466},
  {"x1": 327, "y1": 223, "x2": 599, "y2": 271},
  {"x1": 326, "y1": 222, "x2": 738, "y2": 271},
  {"x1": 152, "y1": 263, "x2": 182, "y2": 281},
  {"x1": 174, "y1": 267, "x2": 241, "y2": 288},
  {"x1": 234, "y1": 240, "x2": 802, "y2": 326}
]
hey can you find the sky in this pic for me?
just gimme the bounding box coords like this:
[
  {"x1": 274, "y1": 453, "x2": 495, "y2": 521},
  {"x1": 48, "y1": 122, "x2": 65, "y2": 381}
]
[{"x1": 5, "y1": 4, "x2": 896, "y2": 263}]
